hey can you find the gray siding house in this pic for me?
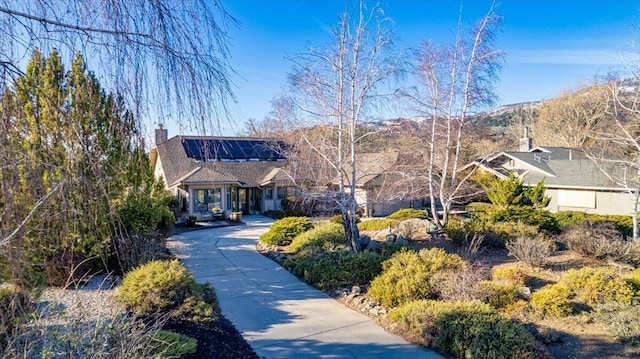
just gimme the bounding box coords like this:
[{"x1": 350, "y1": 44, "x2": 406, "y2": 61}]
[{"x1": 466, "y1": 143, "x2": 634, "y2": 216}]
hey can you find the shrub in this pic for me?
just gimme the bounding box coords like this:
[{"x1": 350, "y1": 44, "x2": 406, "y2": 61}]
[
  {"x1": 263, "y1": 210, "x2": 286, "y2": 220},
  {"x1": 0, "y1": 285, "x2": 30, "y2": 345},
  {"x1": 329, "y1": 214, "x2": 343, "y2": 224},
  {"x1": 559, "y1": 267, "x2": 635, "y2": 306},
  {"x1": 118, "y1": 190, "x2": 175, "y2": 236},
  {"x1": 492, "y1": 266, "x2": 528, "y2": 286},
  {"x1": 289, "y1": 223, "x2": 346, "y2": 253},
  {"x1": 432, "y1": 264, "x2": 490, "y2": 302},
  {"x1": 357, "y1": 218, "x2": 399, "y2": 231},
  {"x1": 291, "y1": 250, "x2": 387, "y2": 290},
  {"x1": 151, "y1": 330, "x2": 197, "y2": 357},
  {"x1": 117, "y1": 260, "x2": 218, "y2": 322},
  {"x1": 387, "y1": 208, "x2": 428, "y2": 220},
  {"x1": 280, "y1": 195, "x2": 306, "y2": 217},
  {"x1": 561, "y1": 221, "x2": 639, "y2": 266},
  {"x1": 483, "y1": 282, "x2": 522, "y2": 310},
  {"x1": 395, "y1": 218, "x2": 429, "y2": 239},
  {"x1": 626, "y1": 267, "x2": 640, "y2": 293},
  {"x1": 488, "y1": 221, "x2": 539, "y2": 243},
  {"x1": 488, "y1": 206, "x2": 560, "y2": 234},
  {"x1": 368, "y1": 248, "x2": 466, "y2": 307},
  {"x1": 390, "y1": 300, "x2": 545, "y2": 359},
  {"x1": 530, "y1": 284, "x2": 573, "y2": 318},
  {"x1": 259, "y1": 216, "x2": 314, "y2": 246},
  {"x1": 555, "y1": 211, "x2": 633, "y2": 238},
  {"x1": 506, "y1": 235, "x2": 555, "y2": 268},
  {"x1": 467, "y1": 202, "x2": 492, "y2": 217}
]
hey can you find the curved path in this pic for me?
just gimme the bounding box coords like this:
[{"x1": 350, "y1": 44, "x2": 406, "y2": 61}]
[{"x1": 167, "y1": 215, "x2": 442, "y2": 359}]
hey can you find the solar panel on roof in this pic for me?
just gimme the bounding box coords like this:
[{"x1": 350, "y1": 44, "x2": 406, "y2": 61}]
[{"x1": 182, "y1": 138, "x2": 286, "y2": 161}]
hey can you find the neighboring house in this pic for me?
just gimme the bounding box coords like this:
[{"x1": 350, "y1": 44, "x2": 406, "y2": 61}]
[
  {"x1": 149, "y1": 125, "x2": 297, "y2": 220},
  {"x1": 335, "y1": 151, "x2": 428, "y2": 217},
  {"x1": 465, "y1": 135, "x2": 635, "y2": 216}
]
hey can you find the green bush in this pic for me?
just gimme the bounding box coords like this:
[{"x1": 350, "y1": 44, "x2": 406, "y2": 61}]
[
  {"x1": 387, "y1": 208, "x2": 428, "y2": 220},
  {"x1": 151, "y1": 330, "x2": 197, "y2": 357},
  {"x1": 117, "y1": 260, "x2": 218, "y2": 322},
  {"x1": 482, "y1": 281, "x2": 522, "y2": 310},
  {"x1": 488, "y1": 206, "x2": 560, "y2": 234},
  {"x1": 390, "y1": 300, "x2": 544, "y2": 359},
  {"x1": 626, "y1": 267, "x2": 640, "y2": 293},
  {"x1": 289, "y1": 223, "x2": 346, "y2": 253},
  {"x1": 492, "y1": 266, "x2": 528, "y2": 286},
  {"x1": 368, "y1": 248, "x2": 466, "y2": 307},
  {"x1": 555, "y1": 211, "x2": 633, "y2": 238},
  {"x1": 329, "y1": 214, "x2": 343, "y2": 224},
  {"x1": 559, "y1": 266, "x2": 635, "y2": 306},
  {"x1": 259, "y1": 216, "x2": 314, "y2": 246},
  {"x1": 291, "y1": 250, "x2": 387, "y2": 290},
  {"x1": 530, "y1": 284, "x2": 573, "y2": 318},
  {"x1": 118, "y1": 190, "x2": 175, "y2": 236},
  {"x1": 488, "y1": 221, "x2": 539, "y2": 243},
  {"x1": 357, "y1": 218, "x2": 399, "y2": 231},
  {"x1": 467, "y1": 202, "x2": 493, "y2": 217}
]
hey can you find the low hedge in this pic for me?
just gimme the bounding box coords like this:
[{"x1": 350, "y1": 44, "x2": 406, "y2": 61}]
[
  {"x1": 289, "y1": 223, "x2": 346, "y2": 253},
  {"x1": 390, "y1": 300, "x2": 546, "y2": 359},
  {"x1": 357, "y1": 218, "x2": 399, "y2": 231},
  {"x1": 387, "y1": 208, "x2": 428, "y2": 220},
  {"x1": 260, "y1": 216, "x2": 314, "y2": 246},
  {"x1": 291, "y1": 250, "x2": 387, "y2": 290}
]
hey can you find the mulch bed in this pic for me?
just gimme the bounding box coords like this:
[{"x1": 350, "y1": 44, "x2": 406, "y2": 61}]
[{"x1": 163, "y1": 316, "x2": 259, "y2": 359}]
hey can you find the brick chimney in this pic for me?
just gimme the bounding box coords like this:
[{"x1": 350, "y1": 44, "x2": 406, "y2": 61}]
[
  {"x1": 519, "y1": 126, "x2": 532, "y2": 152},
  {"x1": 155, "y1": 124, "x2": 168, "y2": 145}
]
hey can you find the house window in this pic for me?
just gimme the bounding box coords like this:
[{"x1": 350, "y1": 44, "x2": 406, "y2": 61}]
[
  {"x1": 194, "y1": 188, "x2": 221, "y2": 212},
  {"x1": 226, "y1": 188, "x2": 232, "y2": 210},
  {"x1": 265, "y1": 186, "x2": 274, "y2": 199},
  {"x1": 277, "y1": 186, "x2": 297, "y2": 199}
]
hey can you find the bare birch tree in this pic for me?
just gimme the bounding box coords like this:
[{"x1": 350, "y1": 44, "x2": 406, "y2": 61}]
[
  {"x1": 404, "y1": 3, "x2": 502, "y2": 228},
  {"x1": 286, "y1": 1, "x2": 401, "y2": 252}
]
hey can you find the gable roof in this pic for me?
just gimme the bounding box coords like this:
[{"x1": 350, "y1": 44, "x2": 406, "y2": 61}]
[
  {"x1": 152, "y1": 135, "x2": 290, "y2": 188},
  {"x1": 469, "y1": 146, "x2": 624, "y2": 191}
]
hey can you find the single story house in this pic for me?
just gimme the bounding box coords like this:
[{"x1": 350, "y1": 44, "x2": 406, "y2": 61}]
[
  {"x1": 334, "y1": 151, "x2": 428, "y2": 217},
  {"x1": 149, "y1": 125, "x2": 297, "y2": 220},
  {"x1": 464, "y1": 136, "x2": 635, "y2": 216}
]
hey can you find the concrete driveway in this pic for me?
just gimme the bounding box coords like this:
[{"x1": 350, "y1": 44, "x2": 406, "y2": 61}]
[{"x1": 167, "y1": 215, "x2": 442, "y2": 359}]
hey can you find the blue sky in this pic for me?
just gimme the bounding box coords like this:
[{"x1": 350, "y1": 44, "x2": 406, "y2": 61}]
[{"x1": 210, "y1": 0, "x2": 640, "y2": 135}]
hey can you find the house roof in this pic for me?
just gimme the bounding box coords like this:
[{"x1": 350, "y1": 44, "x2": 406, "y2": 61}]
[
  {"x1": 152, "y1": 135, "x2": 290, "y2": 188},
  {"x1": 469, "y1": 146, "x2": 624, "y2": 191}
]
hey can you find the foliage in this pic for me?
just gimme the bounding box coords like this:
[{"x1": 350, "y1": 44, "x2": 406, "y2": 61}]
[
  {"x1": 505, "y1": 236, "x2": 555, "y2": 268},
  {"x1": 263, "y1": 210, "x2": 286, "y2": 220},
  {"x1": 387, "y1": 208, "x2": 428, "y2": 220},
  {"x1": 488, "y1": 221, "x2": 540, "y2": 243},
  {"x1": 289, "y1": 223, "x2": 346, "y2": 253},
  {"x1": 117, "y1": 260, "x2": 218, "y2": 322},
  {"x1": 0, "y1": 50, "x2": 168, "y2": 285},
  {"x1": 531, "y1": 284, "x2": 574, "y2": 318},
  {"x1": 466, "y1": 202, "x2": 493, "y2": 216},
  {"x1": 0, "y1": 285, "x2": 30, "y2": 345},
  {"x1": 390, "y1": 300, "x2": 544, "y2": 359},
  {"x1": 431, "y1": 264, "x2": 490, "y2": 302},
  {"x1": 559, "y1": 267, "x2": 635, "y2": 306},
  {"x1": 368, "y1": 248, "x2": 466, "y2": 307},
  {"x1": 484, "y1": 174, "x2": 550, "y2": 209},
  {"x1": 483, "y1": 282, "x2": 523, "y2": 310},
  {"x1": 492, "y1": 266, "x2": 528, "y2": 287},
  {"x1": 151, "y1": 330, "x2": 198, "y2": 357},
  {"x1": 561, "y1": 221, "x2": 640, "y2": 266},
  {"x1": 291, "y1": 250, "x2": 388, "y2": 291},
  {"x1": 259, "y1": 216, "x2": 314, "y2": 246},
  {"x1": 554, "y1": 211, "x2": 633, "y2": 238},
  {"x1": 487, "y1": 206, "x2": 560, "y2": 234},
  {"x1": 357, "y1": 218, "x2": 400, "y2": 232},
  {"x1": 329, "y1": 214, "x2": 343, "y2": 224},
  {"x1": 280, "y1": 196, "x2": 306, "y2": 217},
  {"x1": 626, "y1": 268, "x2": 640, "y2": 293}
]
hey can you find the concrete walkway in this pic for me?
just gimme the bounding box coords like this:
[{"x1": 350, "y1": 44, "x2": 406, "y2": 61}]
[{"x1": 167, "y1": 215, "x2": 442, "y2": 359}]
